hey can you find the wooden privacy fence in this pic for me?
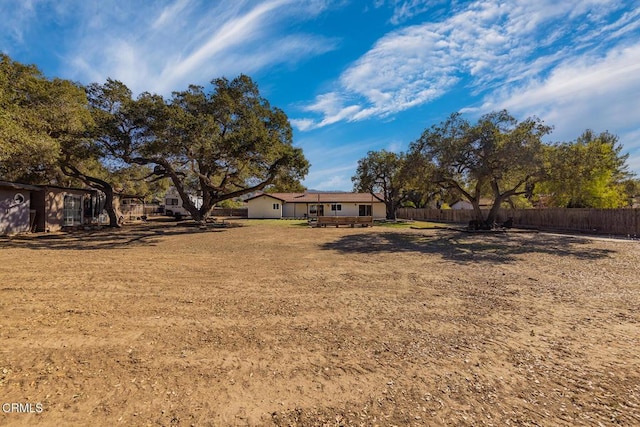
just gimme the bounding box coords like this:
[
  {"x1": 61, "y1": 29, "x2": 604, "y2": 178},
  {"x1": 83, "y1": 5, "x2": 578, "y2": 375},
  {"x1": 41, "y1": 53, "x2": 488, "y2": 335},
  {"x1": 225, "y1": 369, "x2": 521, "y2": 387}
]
[
  {"x1": 116, "y1": 205, "x2": 247, "y2": 220},
  {"x1": 396, "y1": 207, "x2": 640, "y2": 236},
  {"x1": 210, "y1": 208, "x2": 248, "y2": 217}
]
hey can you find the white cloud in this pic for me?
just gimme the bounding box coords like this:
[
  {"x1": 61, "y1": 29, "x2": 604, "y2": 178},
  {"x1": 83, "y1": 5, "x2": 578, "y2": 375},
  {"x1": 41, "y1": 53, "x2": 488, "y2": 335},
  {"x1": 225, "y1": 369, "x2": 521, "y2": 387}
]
[
  {"x1": 375, "y1": 0, "x2": 451, "y2": 25},
  {"x1": 152, "y1": 0, "x2": 193, "y2": 30},
  {"x1": 310, "y1": 175, "x2": 353, "y2": 190},
  {"x1": 0, "y1": 0, "x2": 36, "y2": 45},
  {"x1": 289, "y1": 118, "x2": 316, "y2": 132},
  {"x1": 6, "y1": 0, "x2": 339, "y2": 96},
  {"x1": 477, "y1": 43, "x2": 640, "y2": 164},
  {"x1": 156, "y1": 0, "x2": 291, "y2": 93},
  {"x1": 294, "y1": 0, "x2": 634, "y2": 130},
  {"x1": 303, "y1": 164, "x2": 357, "y2": 190}
]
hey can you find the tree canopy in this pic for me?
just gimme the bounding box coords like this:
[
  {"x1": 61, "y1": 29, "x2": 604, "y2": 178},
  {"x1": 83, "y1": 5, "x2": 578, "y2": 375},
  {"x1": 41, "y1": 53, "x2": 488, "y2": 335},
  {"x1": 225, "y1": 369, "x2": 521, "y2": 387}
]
[
  {"x1": 0, "y1": 54, "x2": 91, "y2": 183},
  {"x1": 1, "y1": 54, "x2": 308, "y2": 227},
  {"x1": 539, "y1": 130, "x2": 631, "y2": 208},
  {"x1": 87, "y1": 75, "x2": 309, "y2": 223},
  {"x1": 352, "y1": 150, "x2": 409, "y2": 220},
  {"x1": 409, "y1": 110, "x2": 552, "y2": 225}
]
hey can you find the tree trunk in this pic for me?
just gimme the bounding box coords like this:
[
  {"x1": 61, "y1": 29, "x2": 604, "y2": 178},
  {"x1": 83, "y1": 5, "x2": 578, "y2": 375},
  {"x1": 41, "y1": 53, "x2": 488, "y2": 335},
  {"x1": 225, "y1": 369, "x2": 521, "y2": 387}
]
[
  {"x1": 386, "y1": 201, "x2": 397, "y2": 220},
  {"x1": 471, "y1": 200, "x2": 484, "y2": 223},
  {"x1": 103, "y1": 186, "x2": 121, "y2": 228},
  {"x1": 485, "y1": 199, "x2": 502, "y2": 227}
]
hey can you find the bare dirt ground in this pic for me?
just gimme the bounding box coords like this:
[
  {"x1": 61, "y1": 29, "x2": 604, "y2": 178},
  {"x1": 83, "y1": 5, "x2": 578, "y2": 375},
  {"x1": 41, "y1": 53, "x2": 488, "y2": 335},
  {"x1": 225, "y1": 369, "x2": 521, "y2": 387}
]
[{"x1": 0, "y1": 220, "x2": 639, "y2": 426}]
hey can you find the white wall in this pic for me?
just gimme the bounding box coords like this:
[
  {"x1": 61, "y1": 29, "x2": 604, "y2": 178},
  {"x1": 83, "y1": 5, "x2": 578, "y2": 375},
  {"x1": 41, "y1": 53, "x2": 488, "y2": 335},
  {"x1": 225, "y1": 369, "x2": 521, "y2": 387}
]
[
  {"x1": 279, "y1": 202, "x2": 386, "y2": 219},
  {"x1": 247, "y1": 196, "x2": 283, "y2": 218},
  {"x1": 372, "y1": 203, "x2": 386, "y2": 219}
]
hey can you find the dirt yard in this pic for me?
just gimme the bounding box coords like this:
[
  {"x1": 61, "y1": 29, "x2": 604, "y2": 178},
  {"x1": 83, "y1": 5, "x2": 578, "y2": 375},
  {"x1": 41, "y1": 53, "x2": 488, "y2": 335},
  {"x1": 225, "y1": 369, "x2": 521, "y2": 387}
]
[{"x1": 0, "y1": 220, "x2": 639, "y2": 426}]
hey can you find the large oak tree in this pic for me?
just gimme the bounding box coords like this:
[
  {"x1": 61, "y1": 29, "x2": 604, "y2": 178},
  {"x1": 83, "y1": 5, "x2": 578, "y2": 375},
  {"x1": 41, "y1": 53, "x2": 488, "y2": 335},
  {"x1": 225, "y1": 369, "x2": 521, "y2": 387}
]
[
  {"x1": 352, "y1": 150, "x2": 410, "y2": 220},
  {"x1": 410, "y1": 110, "x2": 552, "y2": 226},
  {"x1": 89, "y1": 75, "x2": 309, "y2": 223}
]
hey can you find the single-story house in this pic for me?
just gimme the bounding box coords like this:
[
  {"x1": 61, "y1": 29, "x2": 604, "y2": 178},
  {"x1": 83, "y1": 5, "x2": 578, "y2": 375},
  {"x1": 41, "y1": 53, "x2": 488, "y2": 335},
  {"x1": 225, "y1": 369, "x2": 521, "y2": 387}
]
[
  {"x1": 246, "y1": 192, "x2": 386, "y2": 219},
  {"x1": 0, "y1": 180, "x2": 104, "y2": 235}
]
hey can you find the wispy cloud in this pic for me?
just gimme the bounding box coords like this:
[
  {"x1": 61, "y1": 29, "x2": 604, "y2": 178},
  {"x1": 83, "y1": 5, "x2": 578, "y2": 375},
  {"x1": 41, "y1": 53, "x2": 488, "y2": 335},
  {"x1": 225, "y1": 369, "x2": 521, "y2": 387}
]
[
  {"x1": 294, "y1": 0, "x2": 635, "y2": 130},
  {"x1": 297, "y1": 130, "x2": 404, "y2": 190},
  {"x1": 155, "y1": 0, "x2": 293, "y2": 93},
  {"x1": 0, "y1": 0, "x2": 36, "y2": 45},
  {"x1": 152, "y1": 0, "x2": 193, "y2": 30},
  {"x1": 475, "y1": 42, "x2": 640, "y2": 168},
  {"x1": 3, "y1": 0, "x2": 339, "y2": 96},
  {"x1": 375, "y1": 0, "x2": 452, "y2": 25},
  {"x1": 304, "y1": 164, "x2": 358, "y2": 190}
]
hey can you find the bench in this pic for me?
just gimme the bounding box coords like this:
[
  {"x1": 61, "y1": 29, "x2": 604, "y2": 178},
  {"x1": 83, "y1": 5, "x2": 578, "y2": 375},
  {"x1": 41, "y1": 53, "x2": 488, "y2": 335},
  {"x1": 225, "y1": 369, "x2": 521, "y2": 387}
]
[{"x1": 316, "y1": 216, "x2": 373, "y2": 227}]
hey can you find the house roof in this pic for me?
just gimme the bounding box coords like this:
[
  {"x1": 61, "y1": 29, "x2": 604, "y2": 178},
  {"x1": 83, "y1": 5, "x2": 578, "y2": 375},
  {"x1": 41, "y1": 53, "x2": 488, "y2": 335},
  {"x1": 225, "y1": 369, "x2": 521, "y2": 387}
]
[
  {"x1": 244, "y1": 193, "x2": 290, "y2": 202},
  {"x1": 0, "y1": 180, "x2": 41, "y2": 191},
  {"x1": 0, "y1": 180, "x2": 98, "y2": 193},
  {"x1": 246, "y1": 192, "x2": 384, "y2": 203},
  {"x1": 41, "y1": 184, "x2": 97, "y2": 193}
]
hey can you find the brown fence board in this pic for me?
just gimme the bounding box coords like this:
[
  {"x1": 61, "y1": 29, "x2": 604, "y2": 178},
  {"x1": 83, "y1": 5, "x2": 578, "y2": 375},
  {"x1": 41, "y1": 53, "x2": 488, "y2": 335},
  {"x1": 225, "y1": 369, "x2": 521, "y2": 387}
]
[
  {"x1": 397, "y1": 207, "x2": 640, "y2": 236},
  {"x1": 211, "y1": 208, "x2": 248, "y2": 217}
]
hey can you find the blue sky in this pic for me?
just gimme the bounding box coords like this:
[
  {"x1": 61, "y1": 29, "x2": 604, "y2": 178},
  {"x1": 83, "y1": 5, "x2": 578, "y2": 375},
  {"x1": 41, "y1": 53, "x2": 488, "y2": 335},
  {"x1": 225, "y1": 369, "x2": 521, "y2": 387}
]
[{"x1": 2, "y1": 0, "x2": 640, "y2": 190}]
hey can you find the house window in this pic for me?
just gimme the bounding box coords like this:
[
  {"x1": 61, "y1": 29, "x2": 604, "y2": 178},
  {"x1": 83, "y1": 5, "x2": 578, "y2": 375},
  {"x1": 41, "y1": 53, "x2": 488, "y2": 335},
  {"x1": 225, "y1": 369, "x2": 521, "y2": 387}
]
[
  {"x1": 359, "y1": 205, "x2": 372, "y2": 216},
  {"x1": 63, "y1": 194, "x2": 83, "y2": 226},
  {"x1": 331, "y1": 204, "x2": 342, "y2": 211},
  {"x1": 309, "y1": 204, "x2": 324, "y2": 216},
  {"x1": 273, "y1": 203, "x2": 280, "y2": 209}
]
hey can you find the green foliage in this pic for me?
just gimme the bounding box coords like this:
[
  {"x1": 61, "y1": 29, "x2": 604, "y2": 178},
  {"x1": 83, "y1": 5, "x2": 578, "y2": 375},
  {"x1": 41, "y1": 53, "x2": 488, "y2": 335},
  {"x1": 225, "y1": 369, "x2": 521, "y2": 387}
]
[
  {"x1": 111, "y1": 165, "x2": 171, "y2": 201},
  {"x1": 265, "y1": 174, "x2": 306, "y2": 193},
  {"x1": 0, "y1": 55, "x2": 79, "y2": 182},
  {"x1": 352, "y1": 150, "x2": 408, "y2": 220},
  {"x1": 539, "y1": 130, "x2": 632, "y2": 208},
  {"x1": 622, "y1": 179, "x2": 640, "y2": 206},
  {"x1": 410, "y1": 110, "x2": 552, "y2": 223},
  {"x1": 216, "y1": 198, "x2": 244, "y2": 208},
  {"x1": 87, "y1": 75, "x2": 309, "y2": 222}
]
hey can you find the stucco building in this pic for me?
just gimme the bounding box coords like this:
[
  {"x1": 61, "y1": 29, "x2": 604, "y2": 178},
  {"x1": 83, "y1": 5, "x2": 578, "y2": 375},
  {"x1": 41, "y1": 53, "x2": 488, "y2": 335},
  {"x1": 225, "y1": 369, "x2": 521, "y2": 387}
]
[{"x1": 246, "y1": 192, "x2": 386, "y2": 219}]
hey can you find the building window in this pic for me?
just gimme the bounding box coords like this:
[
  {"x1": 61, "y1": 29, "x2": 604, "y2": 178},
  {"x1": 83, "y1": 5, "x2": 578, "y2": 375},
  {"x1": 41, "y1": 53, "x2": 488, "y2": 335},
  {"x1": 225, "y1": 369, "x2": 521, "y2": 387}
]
[
  {"x1": 273, "y1": 203, "x2": 280, "y2": 209},
  {"x1": 359, "y1": 205, "x2": 372, "y2": 216},
  {"x1": 331, "y1": 204, "x2": 342, "y2": 211},
  {"x1": 63, "y1": 194, "x2": 83, "y2": 226},
  {"x1": 309, "y1": 204, "x2": 324, "y2": 216}
]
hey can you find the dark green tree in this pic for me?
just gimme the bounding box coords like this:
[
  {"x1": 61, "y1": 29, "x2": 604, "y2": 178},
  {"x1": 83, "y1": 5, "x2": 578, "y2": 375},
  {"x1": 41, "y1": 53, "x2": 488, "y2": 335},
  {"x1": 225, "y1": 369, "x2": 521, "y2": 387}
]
[
  {"x1": 622, "y1": 178, "x2": 640, "y2": 207},
  {"x1": 0, "y1": 54, "x2": 70, "y2": 182},
  {"x1": 410, "y1": 110, "x2": 552, "y2": 226},
  {"x1": 352, "y1": 150, "x2": 410, "y2": 220},
  {"x1": 88, "y1": 75, "x2": 309, "y2": 224},
  {"x1": 0, "y1": 55, "x2": 142, "y2": 227}
]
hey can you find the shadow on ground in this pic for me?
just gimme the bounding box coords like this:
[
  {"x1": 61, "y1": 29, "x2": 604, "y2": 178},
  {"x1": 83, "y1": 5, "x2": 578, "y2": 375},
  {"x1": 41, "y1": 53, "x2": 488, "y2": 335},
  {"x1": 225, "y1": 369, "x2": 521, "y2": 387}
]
[
  {"x1": 0, "y1": 222, "x2": 229, "y2": 251},
  {"x1": 320, "y1": 230, "x2": 616, "y2": 264}
]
